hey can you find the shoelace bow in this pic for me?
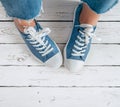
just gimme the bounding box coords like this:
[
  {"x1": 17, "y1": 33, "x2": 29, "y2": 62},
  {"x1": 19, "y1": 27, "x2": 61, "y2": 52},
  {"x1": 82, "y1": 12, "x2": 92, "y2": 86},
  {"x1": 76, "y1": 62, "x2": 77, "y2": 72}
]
[
  {"x1": 71, "y1": 25, "x2": 95, "y2": 57},
  {"x1": 24, "y1": 27, "x2": 53, "y2": 57}
]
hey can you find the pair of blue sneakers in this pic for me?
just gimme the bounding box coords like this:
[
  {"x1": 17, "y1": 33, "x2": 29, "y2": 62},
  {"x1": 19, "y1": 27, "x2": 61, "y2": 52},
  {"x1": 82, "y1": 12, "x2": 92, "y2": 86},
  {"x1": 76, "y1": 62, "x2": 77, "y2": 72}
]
[{"x1": 15, "y1": 2, "x2": 95, "y2": 71}]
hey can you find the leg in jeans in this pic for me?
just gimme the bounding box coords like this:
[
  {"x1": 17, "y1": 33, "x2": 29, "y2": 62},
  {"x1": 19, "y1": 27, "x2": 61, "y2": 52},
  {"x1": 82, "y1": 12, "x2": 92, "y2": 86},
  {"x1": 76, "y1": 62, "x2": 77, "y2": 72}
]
[
  {"x1": 82, "y1": 0, "x2": 119, "y2": 14},
  {"x1": 0, "y1": 0, "x2": 42, "y2": 32},
  {"x1": 0, "y1": 0, "x2": 42, "y2": 20},
  {"x1": 80, "y1": 0, "x2": 119, "y2": 25},
  {"x1": 0, "y1": 0, "x2": 63, "y2": 68}
]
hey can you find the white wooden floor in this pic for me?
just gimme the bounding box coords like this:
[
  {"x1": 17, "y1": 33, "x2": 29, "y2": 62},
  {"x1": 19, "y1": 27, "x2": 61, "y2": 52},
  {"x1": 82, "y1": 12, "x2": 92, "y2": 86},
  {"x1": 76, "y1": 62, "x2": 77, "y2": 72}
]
[{"x1": 0, "y1": 0, "x2": 120, "y2": 107}]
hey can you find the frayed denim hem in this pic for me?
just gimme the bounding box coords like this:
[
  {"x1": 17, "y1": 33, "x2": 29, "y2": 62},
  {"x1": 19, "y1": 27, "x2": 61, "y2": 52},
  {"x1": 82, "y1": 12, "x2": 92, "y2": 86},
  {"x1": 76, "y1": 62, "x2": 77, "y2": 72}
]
[
  {"x1": 96, "y1": 0, "x2": 119, "y2": 14},
  {"x1": 8, "y1": 10, "x2": 41, "y2": 20},
  {"x1": 82, "y1": 0, "x2": 119, "y2": 14},
  {"x1": 0, "y1": 0, "x2": 42, "y2": 20}
]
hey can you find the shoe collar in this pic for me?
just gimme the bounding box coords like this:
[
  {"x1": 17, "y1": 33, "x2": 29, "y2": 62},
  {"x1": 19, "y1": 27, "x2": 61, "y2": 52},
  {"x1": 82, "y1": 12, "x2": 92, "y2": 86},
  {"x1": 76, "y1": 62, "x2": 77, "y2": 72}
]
[{"x1": 74, "y1": 3, "x2": 96, "y2": 31}]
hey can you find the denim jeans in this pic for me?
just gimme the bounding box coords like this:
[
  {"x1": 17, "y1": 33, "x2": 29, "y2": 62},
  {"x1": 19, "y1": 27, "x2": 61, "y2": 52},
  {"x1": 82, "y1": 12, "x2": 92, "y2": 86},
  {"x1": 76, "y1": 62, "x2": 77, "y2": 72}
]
[
  {"x1": 82, "y1": 0, "x2": 119, "y2": 14},
  {"x1": 0, "y1": 0, "x2": 42, "y2": 20},
  {"x1": 0, "y1": 0, "x2": 119, "y2": 20}
]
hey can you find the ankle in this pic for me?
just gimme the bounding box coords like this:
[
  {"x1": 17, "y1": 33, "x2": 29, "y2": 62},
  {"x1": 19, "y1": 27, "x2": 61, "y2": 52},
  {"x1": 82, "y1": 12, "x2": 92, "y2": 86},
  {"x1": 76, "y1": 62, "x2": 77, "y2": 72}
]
[
  {"x1": 80, "y1": 3, "x2": 100, "y2": 26},
  {"x1": 14, "y1": 18, "x2": 35, "y2": 32}
]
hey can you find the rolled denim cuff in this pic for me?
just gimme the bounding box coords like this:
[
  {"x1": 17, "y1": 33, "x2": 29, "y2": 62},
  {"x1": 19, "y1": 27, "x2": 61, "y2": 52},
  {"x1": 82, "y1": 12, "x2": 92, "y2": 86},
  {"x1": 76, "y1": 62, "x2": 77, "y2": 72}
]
[
  {"x1": 1, "y1": 0, "x2": 42, "y2": 20},
  {"x1": 82, "y1": 0, "x2": 119, "y2": 14}
]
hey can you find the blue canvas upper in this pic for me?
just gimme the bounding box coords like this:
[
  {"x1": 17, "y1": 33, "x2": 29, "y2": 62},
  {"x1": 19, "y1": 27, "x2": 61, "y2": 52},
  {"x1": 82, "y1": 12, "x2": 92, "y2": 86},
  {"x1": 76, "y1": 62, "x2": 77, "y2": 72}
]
[
  {"x1": 66, "y1": 3, "x2": 95, "y2": 62},
  {"x1": 17, "y1": 20, "x2": 59, "y2": 63}
]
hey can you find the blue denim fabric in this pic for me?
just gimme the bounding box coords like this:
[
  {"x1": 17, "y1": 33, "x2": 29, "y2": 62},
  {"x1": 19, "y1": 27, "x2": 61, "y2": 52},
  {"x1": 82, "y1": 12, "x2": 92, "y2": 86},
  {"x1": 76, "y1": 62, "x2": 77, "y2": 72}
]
[
  {"x1": 82, "y1": 0, "x2": 119, "y2": 14},
  {"x1": 0, "y1": 0, "x2": 42, "y2": 20},
  {"x1": 0, "y1": 0, "x2": 119, "y2": 20}
]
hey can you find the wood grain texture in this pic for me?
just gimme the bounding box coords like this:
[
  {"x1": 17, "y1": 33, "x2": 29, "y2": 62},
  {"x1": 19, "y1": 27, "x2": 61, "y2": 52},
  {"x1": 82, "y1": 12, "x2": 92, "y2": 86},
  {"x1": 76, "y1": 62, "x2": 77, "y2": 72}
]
[
  {"x1": 0, "y1": 66, "x2": 120, "y2": 87},
  {"x1": 0, "y1": 88, "x2": 120, "y2": 107},
  {"x1": 0, "y1": 22, "x2": 120, "y2": 44},
  {"x1": 0, "y1": 0, "x2": 120, "y2": 107},
  {"x1": 0, "y1": 44, "x2": 120, "y2": 66}
]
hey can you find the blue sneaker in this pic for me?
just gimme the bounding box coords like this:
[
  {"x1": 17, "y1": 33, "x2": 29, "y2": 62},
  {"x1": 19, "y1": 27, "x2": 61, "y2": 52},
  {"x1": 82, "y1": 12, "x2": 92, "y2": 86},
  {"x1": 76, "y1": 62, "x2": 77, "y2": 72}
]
[
  {"x1": 64, "y1": 3, "x2": 95, "y2": 72},
  {"x1": 15, "y1": 19, "x2": 62, "y2": 68}
]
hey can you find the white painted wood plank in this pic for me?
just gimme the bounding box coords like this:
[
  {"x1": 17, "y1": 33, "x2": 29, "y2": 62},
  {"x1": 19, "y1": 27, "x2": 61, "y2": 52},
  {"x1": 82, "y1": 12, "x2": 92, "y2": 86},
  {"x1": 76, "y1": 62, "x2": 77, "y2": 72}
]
[
  {"x1": 0, "y1": 0, "x2": 120, "y2": 21},
  {"x1": 0, "y1": 88, "x2": 120, "y2": 107},
  {"x1": 0, "y1": 44, "x2": 120, "y2": 66},
  {"x1": 0, "y1": 66, "x2": 120, "y2": 86},
  {"x1": 0, "y1": 22, "x2": 120, "y2": 44}
]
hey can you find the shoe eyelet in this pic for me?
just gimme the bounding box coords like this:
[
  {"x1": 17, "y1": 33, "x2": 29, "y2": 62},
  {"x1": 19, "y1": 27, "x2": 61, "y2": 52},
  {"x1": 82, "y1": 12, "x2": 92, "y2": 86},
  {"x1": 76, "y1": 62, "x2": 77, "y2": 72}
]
[{"x1": 77, "y1": 29, "x2": 80, "y2": 32}]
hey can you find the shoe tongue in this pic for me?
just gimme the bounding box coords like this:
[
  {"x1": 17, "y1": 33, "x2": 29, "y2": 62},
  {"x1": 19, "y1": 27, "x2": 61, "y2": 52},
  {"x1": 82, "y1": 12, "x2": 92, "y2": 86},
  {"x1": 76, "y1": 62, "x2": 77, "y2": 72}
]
[
  {"x1": 80, "y1": 24, "x2": 93, "y2": 28},
  {"x1": 24, "y1": 26, "x2": 36, "y2": 34},
  {"x1": 78, "y1": 24, "x2": 95, "y2": 34}
]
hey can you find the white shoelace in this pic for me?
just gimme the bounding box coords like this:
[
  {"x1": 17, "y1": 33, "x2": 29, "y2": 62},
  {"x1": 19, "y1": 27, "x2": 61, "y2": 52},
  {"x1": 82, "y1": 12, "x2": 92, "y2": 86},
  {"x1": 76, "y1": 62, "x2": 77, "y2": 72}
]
[
  {"x1": 24, "y1": 27, "x2": 54, "y2": 57},
  {"x1": 71, "y1": 25, "x2": 95, "y2": 57}
]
